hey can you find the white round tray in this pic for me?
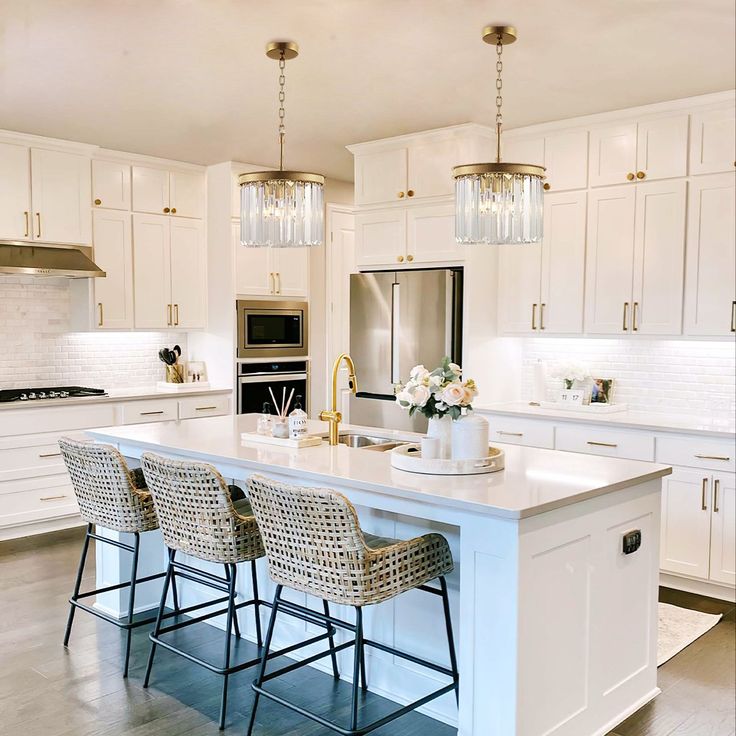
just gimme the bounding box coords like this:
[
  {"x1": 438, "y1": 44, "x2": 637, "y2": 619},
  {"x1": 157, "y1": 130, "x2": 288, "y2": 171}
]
[{"x1": 390, "y1": 444, "x2": 505, "y2": 475}]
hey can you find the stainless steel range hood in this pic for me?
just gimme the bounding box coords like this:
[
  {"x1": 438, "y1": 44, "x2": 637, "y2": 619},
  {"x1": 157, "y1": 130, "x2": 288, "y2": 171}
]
[{"x1": 0, "y1": 242, "x2": 106, "y2": 278}]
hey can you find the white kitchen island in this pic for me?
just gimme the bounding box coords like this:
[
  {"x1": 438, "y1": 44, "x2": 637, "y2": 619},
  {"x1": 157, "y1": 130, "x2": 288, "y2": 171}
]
[{"x1": 88, "y1": 414, "x2": 671, "y2": 736}]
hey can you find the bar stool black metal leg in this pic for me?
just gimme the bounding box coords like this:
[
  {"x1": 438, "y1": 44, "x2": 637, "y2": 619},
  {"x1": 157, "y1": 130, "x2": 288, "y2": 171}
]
[
  {"x1": 63, "y1": 523, "x2": 92, "y2": 648},
  {"x1": 170, "y1": 570, "x2": 180, "y2": 615},
  {"x1": 350, "y1": 606, "x2": 364, "y2": 732},
  {"x1": 122, "y1": 531, "x2": 140, "y2": 678},
  {"x1": 322, "y1": 600, "x2": 340, "y2": 680},
  {"x1": 247, "y1": 584, "x2": 283, "y2": 736},
  {"x1": 224, "y1": 563, "x2": 241, "y2": 640},
  {"x1": 439, "y1": 576, "x2": 459, "y2": 705},
  {"x1": 251, "y1": 560, "x2": 262, "y2": 648},
  {"x1": 218, "y1": 563, "x2": 237, "y2": 730},
  {"x1": 143, "y1": 548, "x2": 175, "y2": 688}
]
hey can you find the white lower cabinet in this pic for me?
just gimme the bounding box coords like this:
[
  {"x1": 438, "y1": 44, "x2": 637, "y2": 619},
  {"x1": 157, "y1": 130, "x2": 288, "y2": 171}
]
[
  {"x1": 709, "y1": 472, "x2": 736, "y2": 586},
  {"x1": 555, "y1": 424, "x2": 655, "y2": 461}
]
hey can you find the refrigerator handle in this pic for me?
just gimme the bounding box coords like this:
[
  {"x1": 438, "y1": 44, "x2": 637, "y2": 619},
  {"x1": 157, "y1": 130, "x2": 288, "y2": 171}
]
[{"x1": 391, "y1": 281, "x2": 401, "y2": 384}]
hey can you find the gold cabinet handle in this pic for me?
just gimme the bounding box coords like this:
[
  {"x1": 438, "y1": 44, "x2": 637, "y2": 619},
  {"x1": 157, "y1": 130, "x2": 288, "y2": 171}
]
[
  {"x1": 195, "y1": 406, "x2": 217, "y2": 411},
  {"x1": 531, "y1": 303, "x2": 537, "y2": 330},
  {"x1": 97, "y1": 302, "x2": 104, "y2": 327},
  {"x1": 701, "y1": 477, "x2": 708, "y2": 511},
  {"x1": 714, "y1": 479, "x2": 720, "y2": 513},
  {"x1": 731, "y1": 301, "x2": 735, "y2": 333},
  {"x1": 397, "y1": 255, "x2": 404, "y2": 263},
  {"x1": 497, "y1": 430, "x2": 523, "y2": 437},
  {"x1": 174, "y1": 304, "x2": 179, "y2": 326},
  {"x1": 626, "y1": 172, "x2": 635, "y2": 181},
  {"x1": 543, "y1": 182, "x2": 551, "y2": 191},
  {"x1": 695, "y1": 454, "x2": 731, "y2": 461},
  {"x1": 636, "y1": 171, "x2": 646, "y2": 180},
  {"x1": 94, "y1": 198, "x2": 102, "y2": 205},
  {"x1": 163, "y1": 207, "x2": 170, "y2": 213},
  {"x1": 171, "y1": 207, "x2": 177, "y2": 214},
  {"x1": 36, "y1": 212, "x2": 41, "y2": 237},
  {"x1": 407, "y1": 189, "x2": 415, "y2": 197},
  {"x1": 398, "y1": 191, "x2": 405, "y2": 199},
  {"x1": 540, "y1": 303, "x2": 546, "y2": 330},
  {"x1": 23, "y1": 211, "x2": 29, "y2": 237},
  {"x1": 40, "y1": 494, "x2": 68, "y2": 501},
  {"x1": 407, "y1": 254, "x2": 414, "y2": 262},
  {"x1": 167, "y1": 304, "x2": 173, "y2": 326},
  {"x1": 269, "y1": 273, "x2": 275, "y2": 293},
  {"x1": 622, "y1": 302, "x2": 629, "y2": 331},
  {"x1": 632, "y1": 301, "x2": 639, "y2": 331},
  {"x1": 140, "y1": 410, "x2": 165, "y2": 416},
  {"x1": 275, "y1": 273, "x2": 281, "y2": 294},
  {"x1": 38, "y1": 452, "x2": 62, "y2": 458},
  {"x1": 587, "y1": 440, "x2": 618, "y2": 448}
]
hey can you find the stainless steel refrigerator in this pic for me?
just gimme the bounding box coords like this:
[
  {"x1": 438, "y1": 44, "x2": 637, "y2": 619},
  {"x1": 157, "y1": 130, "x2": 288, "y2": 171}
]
[{"x1": 349, "y1": 268, "x2": 463, "y2": 432}]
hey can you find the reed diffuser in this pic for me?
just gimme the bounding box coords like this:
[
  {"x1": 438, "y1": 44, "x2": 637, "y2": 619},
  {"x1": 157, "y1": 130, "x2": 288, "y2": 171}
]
[{"x1": 269, "y1": 386, "x2": 295, "y2": 438}]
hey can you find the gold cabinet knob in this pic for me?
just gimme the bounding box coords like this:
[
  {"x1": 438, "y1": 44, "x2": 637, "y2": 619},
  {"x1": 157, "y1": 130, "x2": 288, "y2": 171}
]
[
  {"x1": 398, "y1": 191, "x2": 405, "y2": 199},
  {"x1": 407, "y1": 254, "x2": 414, "y2": 262},
  {"x1": 636, "y1": 171, "x2": 646, "y2": 179},
  {"x1": 163, "y1": 207, "x2": 170, "y2": 213},
  {"x1": 397, "y1": 255, "x2": 405, "y2": 262},
  {"x1": 543, "y1": 182, "x2": 551, "y2": 191},
  {"x1": 407, "y1": 190, "x2": 415, "y2": 197},
  {"x1": 171, "y1": 207, "x2": 177, "y2": 214},
  {"x1": 626, "y1": 172, "x2": 635, "y2": 181},
  {"x1": 94, "y1": 198, "x2": 102, "y2": 205}
]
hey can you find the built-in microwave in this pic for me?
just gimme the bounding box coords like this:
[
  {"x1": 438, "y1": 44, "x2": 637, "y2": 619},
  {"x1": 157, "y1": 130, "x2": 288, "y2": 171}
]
[{"x1": 236, "y1": 299, "x2": 308, "y2": 359}]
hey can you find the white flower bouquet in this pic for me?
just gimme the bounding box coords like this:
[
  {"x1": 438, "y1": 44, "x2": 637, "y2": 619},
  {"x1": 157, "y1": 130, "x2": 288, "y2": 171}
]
[
  {"x1": 395, "y1": 357, "x2": 478, "y2": 420},
  {"x1": 549, "y1": 361, "x2": 591, "y2": 390}
]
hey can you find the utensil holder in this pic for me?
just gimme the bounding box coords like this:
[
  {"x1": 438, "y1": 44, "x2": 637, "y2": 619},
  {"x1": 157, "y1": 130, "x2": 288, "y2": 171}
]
[{"x1": 165, "y1": 365, "x2": 184, "y2": 383}]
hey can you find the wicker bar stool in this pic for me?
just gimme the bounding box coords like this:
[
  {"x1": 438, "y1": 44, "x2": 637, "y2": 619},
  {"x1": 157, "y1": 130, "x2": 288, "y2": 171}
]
[
  {"x1": 140, "y1": 453, "x2": 337, "y2": 731},
  {"x1": 59, "y1": 438, "x2": 169, "y2": 678},
  {"x1": 245, "y1": 474, "x2": 459, "y2": 736}
]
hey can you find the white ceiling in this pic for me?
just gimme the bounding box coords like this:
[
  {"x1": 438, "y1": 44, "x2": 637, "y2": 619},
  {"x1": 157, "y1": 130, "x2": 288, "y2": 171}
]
[{"x1": 1, "y1": 0, "x2": 733, "y2": 181}]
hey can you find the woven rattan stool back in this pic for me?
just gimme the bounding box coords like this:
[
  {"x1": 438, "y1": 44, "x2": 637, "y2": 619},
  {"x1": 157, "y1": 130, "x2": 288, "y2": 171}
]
[
  {"x1": 59, "y1": 438, "x2": 159, "y2": 534},
  {"x1": 141, "y1": 452, "x2": 264, "y2": 564}
]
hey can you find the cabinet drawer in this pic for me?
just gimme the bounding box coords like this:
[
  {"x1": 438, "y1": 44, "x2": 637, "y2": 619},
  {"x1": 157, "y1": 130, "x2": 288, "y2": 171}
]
[
  {"x1": 555, "y1": 424, "x2": 655, "y2": 461},
  {"x1": 0, "y1": 403, "x2": 116, "y2": 438},
  {"x1": 0, "y1": 479, "x2": 78, "y2": 525},
  {"x1": 178, "y1": 395, "x2": 230, "y2": 420},
  {"x1": 0, "y1": 430, "x2": 87, "y2": 482},
  {"x1": 656, "y1": 435, "x2": 735, "y2": 473},
  {"x1": 486, "y1": 416, "x2": 554, "y2": 449},
  {"x1": 120, "y1": 399, "x2": 178, "y2": 425}
]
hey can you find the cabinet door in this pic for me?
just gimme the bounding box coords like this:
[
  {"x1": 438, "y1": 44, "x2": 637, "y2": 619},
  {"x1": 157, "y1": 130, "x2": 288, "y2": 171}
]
[
  {"x1": 497, "y1": 244, "x2": 542, "y2": 334},
  {"x1": 710, "y1": 473, "x2": 736, "y2": 586},
  {"x1": 0, "y1": 142, "x2": 31, "y2": 240},
  {"x1": 660, "y1": 468, "x2": 712, "y2": 580},
  {"x1": 407, "y1": 203, "x2": 462, "y2": 264},
  {"x1": 30, "y1": 148, "x2": 91, "y2": 244},
  {"x1": 539, "y1": 191, "x2": 586, "y2": 333},
  {"x1": 132, "y1": 166, "x2": 170, "y2": 215},
  {"x1": 272, "y1": 247, "x2": 309, "y2": 297},
  {"x1": 92, "y1": 210, "x2": 133, "y2": 329},
  {"x1": 589, "y1": 124, "x2": 637, "y2": 187},
  {"x1": 636, "y1": 114, "x2": 689, "y2": 181},
  {"x1": 170, "y1": 218, "x2": 206, "y2": 328},
  {"x1": 407, "y1": 138, "x2": 459, "y2": 198},
  {"x1": 584, "y1": 186, "x2": 636, "y2": 333},
  {"x1": 354, "y1": 148, "x2": 407, "y2": 205},
  {"x1": 631, "y1": 180, "x2": 686, "y2": 335},
  {"x1": 544, "y1": 130, "x2": 588, "y2": 191},
  {"x1": 133, "y1": 214, "x2": 171, "y2": 328},
  {"x1": 170, "y1": 170, "x2": 204, "y2": 218},
  {"x1": 690, "y1": 106, "x2": 736, "y2": 175},
  {"x1": 355, "y1": 209, "x2": 406, "y2": 268},
  {"x1": 92, "y1": 160, "x2": 131, "y2": 210},
  {"x1": 684, "y1": 173, "x2": 736, "y2": 336},
  {"x1": 234, "y1": 221, "x2": 272, "y2": 296}
]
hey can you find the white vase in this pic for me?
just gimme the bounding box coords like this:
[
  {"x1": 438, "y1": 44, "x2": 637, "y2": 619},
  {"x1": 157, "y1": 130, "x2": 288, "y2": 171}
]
[
  {"x1": 427, "y1": 416, "x2": 453, "y2": 460},
  {"x1": 451, "y1": 413, "x2": 489, "y2": 460}
]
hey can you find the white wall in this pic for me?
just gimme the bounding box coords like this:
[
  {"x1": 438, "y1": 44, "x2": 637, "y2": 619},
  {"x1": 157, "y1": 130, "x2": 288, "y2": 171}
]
[{"x1": 0, "y1": 275, "x2": 188, "y2": 390}]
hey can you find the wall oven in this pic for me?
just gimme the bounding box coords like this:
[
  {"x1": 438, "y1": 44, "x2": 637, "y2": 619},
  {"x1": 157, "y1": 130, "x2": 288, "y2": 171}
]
[
  {"x1": 237, "y1": 361, "x2": 309, "y2": 416},
  {"x1": 236, "y1": 299, "x2": 308, "y2": 359}
]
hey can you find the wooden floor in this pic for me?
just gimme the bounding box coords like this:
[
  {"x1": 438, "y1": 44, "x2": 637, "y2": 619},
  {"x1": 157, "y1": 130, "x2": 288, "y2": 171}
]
[{"x1": 1, "y1": 528, "x2": 733, "y2": 736}]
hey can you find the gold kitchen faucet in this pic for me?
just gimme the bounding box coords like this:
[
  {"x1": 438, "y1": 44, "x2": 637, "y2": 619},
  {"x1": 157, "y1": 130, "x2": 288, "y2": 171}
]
[{"x1": 320, "y1": 354, "x2": 358, "y2": 445}]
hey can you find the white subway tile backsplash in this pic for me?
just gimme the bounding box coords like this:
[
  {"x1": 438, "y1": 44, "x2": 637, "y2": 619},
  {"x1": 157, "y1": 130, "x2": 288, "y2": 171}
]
[{"x1": 0, "y1": 275, "x2": 187, "y2": 390}]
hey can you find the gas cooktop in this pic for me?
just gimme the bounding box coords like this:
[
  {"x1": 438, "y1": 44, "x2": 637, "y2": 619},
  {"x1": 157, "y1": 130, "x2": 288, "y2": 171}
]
[{"x1": 0, "y1": 386, "x2": 107, "y2": 403}]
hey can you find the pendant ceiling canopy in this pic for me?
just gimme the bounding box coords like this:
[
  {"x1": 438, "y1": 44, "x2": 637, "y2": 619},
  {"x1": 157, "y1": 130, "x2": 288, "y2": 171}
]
[
  {"x1": 453, "y1": 25, "x2": 545, "y2": 245},
  {"x1": 239, "y1": 41, "x2": 324, "y2": 248}
]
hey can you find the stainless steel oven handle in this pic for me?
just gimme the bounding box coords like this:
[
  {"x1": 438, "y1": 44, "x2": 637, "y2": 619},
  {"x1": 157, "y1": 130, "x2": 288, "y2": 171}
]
[{"x1": 239, "y1": 373, "x2": 308, "y2": 384}]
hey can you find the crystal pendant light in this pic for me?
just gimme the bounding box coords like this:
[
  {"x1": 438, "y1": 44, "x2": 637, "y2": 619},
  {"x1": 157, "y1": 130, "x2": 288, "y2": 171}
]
[
  {"x1": 454, "y1": 26, "x2": 545, "y2": 245},
  {"x1": 239, "y1": 41, "x2": 324, "y2": 248}
]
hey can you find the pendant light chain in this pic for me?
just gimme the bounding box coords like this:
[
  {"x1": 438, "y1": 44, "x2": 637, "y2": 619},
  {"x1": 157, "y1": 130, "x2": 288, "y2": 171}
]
[
  {"x1": 495, "y1": 38, "x2": 503, "y2": 163},
  {"x1": 278, "y1": 51, "x2": 286, "y2": 170}
]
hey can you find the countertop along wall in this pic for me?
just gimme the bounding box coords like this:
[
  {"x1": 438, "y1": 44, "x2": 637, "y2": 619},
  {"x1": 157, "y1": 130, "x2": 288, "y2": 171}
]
[{"x1": 0, "y1": 274, "x2": 188, "y2": 389}]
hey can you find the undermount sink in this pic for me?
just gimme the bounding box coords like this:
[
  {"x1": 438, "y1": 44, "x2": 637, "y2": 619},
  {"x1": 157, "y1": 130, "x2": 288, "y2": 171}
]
[{"x1": 337, "y1": 433, "x2": 408, "y2": 452}]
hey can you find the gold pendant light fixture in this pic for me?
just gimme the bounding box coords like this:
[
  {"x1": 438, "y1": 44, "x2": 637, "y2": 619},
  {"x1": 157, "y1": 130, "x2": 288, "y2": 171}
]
[
  {"x1": 239, "y1": 41, "x2": 324, "y2": 248},
  {"x1": 454, "y1": 25, "x2": 545, "y2": 245}
]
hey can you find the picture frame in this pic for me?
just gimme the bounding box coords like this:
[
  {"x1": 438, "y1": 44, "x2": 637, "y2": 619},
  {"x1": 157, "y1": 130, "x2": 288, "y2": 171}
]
[{"x1": 591, "y1": 378, "x2": 614, "y2": 404}]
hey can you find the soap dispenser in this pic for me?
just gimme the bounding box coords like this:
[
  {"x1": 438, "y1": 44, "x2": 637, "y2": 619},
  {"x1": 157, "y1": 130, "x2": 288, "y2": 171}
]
[{"x1": 288, "y1": 395, "x2": 308, "y2": 439}]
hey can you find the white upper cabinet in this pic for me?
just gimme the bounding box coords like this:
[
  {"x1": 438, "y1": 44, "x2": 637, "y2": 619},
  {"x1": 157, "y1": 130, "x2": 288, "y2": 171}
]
[
  {"x1": 407, "y1": 138, "x2": 461, "y2": 199},
  {"x1": 355, "y1": 209, "x2": 407, "y2": 267},
  {"x1": 169, "y1": 218, "x2": 206, "y2": 328},
  {"x1": 497, "y1": 244, "x2": 543, "y2": 334},
  {"x1": 133, "y1": 213, "x2": 171, "y2": 329},
  {"x1": 132, "y1": 166, "x2": 169, "y2": 215},
  {"x1": 0, "y1": 142, "x2": 31, "y2": 240},
  {"x1": 30, "y1": 148, "x2": 91, "y2": 244},
  {"x1": 406, "y1": 202, "x2": 462, "y2": 264},
  {"x1": 689, "y1": 105, "x2": 736, "y2": 175},
  {"x1": 271, "y1": 248, "x2": 309, "y2": 297},
  {"x1": 354, "y1": 148, "x2": 408, "y2": 205},
  {"x1": 92, "y1": 209, "x2": 133, "y2": 329},
  {"x1": 589, "y1": 113, "x2": 688, "y2": 186},
  {"x1": 502, "y1": 136, "x2": 545, "y2": 168},
  {"x1": 131, "y1": 166, "x2": 204, "y2": 218},
  {"x1": 631, "y1": 180, "x2": 686, "y2": 334},
  {"x1": 684, "y1": 173, "x2": 736, "y2": 336},
  {"x1": 170, "y1": 170, "x2": 205, "y2": 218},
  {"x1": 92, "y1": 160, "x2": 131, "y2": 210}
]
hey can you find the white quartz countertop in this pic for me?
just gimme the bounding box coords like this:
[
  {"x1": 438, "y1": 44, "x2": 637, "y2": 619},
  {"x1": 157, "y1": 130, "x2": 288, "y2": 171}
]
[
  {"x1": 88, "y1": 414, "x2": 671, "y2": 520},
  {"x1": 476, "y1": 402, "x2": 736, "y2": 438},
  {"x1": 0, "y1": 386, "x2": 232, "y2": 411}
]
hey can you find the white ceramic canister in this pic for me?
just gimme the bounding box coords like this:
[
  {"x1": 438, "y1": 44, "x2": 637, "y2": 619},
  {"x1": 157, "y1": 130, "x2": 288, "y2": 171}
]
[{"x1": 451, "y1": 413, "x2": 489, "y2": 460}]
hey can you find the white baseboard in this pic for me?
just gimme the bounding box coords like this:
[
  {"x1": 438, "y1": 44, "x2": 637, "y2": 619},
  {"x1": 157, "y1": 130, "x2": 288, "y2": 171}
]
[
  {"x1": 660, "y1": 573, "x2": 736, "y2": 603},
  {"x1": 0, "y1": 514, "x2": 85, "y2": 542},
  {"x1": 592, "y1": 687, "x2": 661, "y2": 736}
]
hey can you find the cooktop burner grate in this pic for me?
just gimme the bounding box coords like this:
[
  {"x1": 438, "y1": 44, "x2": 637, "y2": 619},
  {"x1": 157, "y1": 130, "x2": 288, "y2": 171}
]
[{"x1": 0, "y1": 386, "x2": 107, "y2": 403}]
